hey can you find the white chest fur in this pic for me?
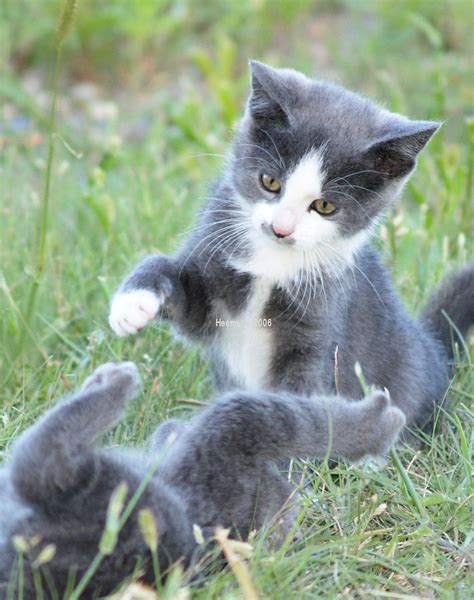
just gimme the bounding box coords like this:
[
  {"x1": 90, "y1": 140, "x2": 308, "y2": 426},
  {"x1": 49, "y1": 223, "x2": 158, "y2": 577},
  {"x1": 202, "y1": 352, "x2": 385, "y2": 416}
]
[{"x1": 215, "y1": 279, "x2": 273, "y2": 390}]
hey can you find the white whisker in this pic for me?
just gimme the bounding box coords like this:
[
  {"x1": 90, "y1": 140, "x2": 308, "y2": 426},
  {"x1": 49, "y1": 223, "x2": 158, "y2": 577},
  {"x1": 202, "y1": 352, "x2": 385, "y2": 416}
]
[
  {"x1": 256, "y1": 128, "x2": 285, "y2": 170},
  {"x1": 317, "y1": 240, "x2": 386, "y2": 308},
  {"x1": 233, "y1": 142, "x2": 282, "y2": 171},
  {"x1": 325, "y1": 169, "x2": 387, "y2": 187}
]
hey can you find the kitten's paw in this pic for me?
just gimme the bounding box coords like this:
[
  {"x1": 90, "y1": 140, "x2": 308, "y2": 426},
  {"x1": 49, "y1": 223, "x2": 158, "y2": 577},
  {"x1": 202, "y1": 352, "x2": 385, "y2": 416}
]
[
  {"x1": 109, "y1": 289, "x2": 162, "y2": 336},
  {"x1": 82, "y1": 361, "x2": 140, "y2": 398},
  {"x1": 364, "y1": 391, "x2": 406, "y2": 454}
]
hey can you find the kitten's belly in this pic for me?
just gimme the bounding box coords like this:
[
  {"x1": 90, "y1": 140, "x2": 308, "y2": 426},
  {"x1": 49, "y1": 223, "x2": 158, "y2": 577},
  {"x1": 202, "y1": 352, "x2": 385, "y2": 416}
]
[{"x1": 214, "y1": 280, "x2": 273, "y2": 389}]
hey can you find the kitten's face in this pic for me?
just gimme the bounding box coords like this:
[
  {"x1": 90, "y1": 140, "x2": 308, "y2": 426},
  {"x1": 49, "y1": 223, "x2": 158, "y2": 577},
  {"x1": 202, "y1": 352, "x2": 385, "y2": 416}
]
[{"x1": 226, "y1": 61, "x2": 438, "y2": 283}]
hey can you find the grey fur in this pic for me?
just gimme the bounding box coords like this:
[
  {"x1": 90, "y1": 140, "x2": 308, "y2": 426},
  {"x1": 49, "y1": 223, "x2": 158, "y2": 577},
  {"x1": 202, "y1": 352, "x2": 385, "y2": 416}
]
[
  {"x1": 0, "y1": 362, "x2": 405, "y2": 598},
  {"x1": 112, "y1": 62, "x2": 474, "y2": 432},
  {"x1": 422, "y1": 262, "x2": 474, "y2": 362}
]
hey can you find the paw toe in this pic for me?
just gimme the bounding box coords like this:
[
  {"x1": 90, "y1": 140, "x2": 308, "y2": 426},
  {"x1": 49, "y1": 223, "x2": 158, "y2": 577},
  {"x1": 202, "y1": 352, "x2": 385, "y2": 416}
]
[
  {"x1": 386, "y1": 406, "x2": 406, "y2": 431},
  {"x1": 370, "y1": 391, "x2": 390, "y2": 413},
  {"x1": 109, "y1": 290, "x2": 161, "y2": 336}
]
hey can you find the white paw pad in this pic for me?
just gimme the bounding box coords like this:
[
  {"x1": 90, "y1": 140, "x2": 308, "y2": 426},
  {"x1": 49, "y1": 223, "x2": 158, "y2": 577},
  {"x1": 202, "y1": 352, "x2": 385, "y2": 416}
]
[{"x1": 109, "y1": 289, "x2": 161, "y2": 336}]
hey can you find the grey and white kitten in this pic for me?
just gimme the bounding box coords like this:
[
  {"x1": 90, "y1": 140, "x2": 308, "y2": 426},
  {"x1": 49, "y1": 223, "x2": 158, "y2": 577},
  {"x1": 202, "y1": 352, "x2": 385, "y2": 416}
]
[
  {"x1": 0, "y1": 362, "x2": 405, "y2": 598},
  {"x1": 109, "y1": 61, "x2": 474, "y2": 433}
]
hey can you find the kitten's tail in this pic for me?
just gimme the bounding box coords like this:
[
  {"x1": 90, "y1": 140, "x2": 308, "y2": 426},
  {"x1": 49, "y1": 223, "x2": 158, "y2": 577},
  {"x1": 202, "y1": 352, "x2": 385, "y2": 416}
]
[{"x1": 422, "y1": 262, "x2": 474, "y2": 362}]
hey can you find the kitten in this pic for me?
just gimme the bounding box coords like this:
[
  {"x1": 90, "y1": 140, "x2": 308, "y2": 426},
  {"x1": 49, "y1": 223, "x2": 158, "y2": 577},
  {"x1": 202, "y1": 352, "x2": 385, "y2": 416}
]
[
  {"x1": 109, "y1": 61, "x2": 474, "y2": 433},
  {"x1": 0, "y1": 362, "x2": 404, "y2": 598}
]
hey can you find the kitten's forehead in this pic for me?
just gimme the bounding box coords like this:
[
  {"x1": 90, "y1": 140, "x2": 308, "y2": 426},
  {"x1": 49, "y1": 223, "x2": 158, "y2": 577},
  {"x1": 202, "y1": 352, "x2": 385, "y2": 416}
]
[
  {"x1": 243, "y1": 79, "x2": 384, "y2": 167},
  {"x1": 295, "y1": 84, "x2": 381, "y2": 153}
]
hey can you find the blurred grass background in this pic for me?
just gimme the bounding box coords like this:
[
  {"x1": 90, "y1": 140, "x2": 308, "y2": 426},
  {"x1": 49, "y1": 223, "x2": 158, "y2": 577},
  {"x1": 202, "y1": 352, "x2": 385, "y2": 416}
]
[{"x1": 0, "y1": 1, "x2": 473, "y2": 598}]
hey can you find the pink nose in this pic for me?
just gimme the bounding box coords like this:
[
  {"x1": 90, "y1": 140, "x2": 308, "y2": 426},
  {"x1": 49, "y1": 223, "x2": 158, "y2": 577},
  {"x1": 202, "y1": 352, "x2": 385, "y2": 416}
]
[{"x1": 271, "y1": 208, "x2": 296, "y2": 238}]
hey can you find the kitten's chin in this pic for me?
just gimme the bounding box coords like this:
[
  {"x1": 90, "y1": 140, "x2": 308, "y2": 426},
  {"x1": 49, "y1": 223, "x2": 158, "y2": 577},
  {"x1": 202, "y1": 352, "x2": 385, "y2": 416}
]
[
  {"x1": 230, "y1": 229, "x2": 371, "y2": 286},
  {"x1": 230, "y1": 237, "x2": 304, "y2": 284}
]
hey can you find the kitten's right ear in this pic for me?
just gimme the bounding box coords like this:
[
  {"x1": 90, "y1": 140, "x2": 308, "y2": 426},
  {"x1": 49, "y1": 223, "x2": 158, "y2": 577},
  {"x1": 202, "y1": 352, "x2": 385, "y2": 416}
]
[
  {"x1": 248, "y1": 60, "x2": 290, "y2": 126},
  {"x1": 365, "y1": 119, "x2": 441, "y2": 179}
]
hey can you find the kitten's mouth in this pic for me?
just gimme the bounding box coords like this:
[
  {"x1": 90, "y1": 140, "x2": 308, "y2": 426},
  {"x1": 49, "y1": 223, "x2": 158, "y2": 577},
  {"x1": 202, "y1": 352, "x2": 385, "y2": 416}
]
[{"x1": 261, "y1": 222, "x2": 296, "y2": 246}]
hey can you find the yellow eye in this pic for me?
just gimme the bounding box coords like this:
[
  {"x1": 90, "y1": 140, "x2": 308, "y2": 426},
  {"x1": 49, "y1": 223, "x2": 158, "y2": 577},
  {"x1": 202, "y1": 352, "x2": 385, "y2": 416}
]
[
  {"x1": 260, "y1": 173, "x2": 281, "y2": 193},
  {"x1": 309, "y1": 198, "x2": 337, "y2": 216}
]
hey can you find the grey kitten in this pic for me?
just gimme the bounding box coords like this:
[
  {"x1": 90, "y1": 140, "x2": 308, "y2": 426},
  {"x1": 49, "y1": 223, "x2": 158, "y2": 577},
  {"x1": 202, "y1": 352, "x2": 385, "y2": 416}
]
[
  {"x1": 109, "y1": 61, "x2": 474, "y2": 434},
  {"x1": 0, "y1": 362, "x2": 404, "y2": 598}
]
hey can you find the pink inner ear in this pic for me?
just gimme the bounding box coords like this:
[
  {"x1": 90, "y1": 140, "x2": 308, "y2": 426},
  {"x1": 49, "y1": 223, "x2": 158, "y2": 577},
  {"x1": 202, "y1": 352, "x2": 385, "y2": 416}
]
[{"x1": 272, "y1": 208, "x2": 297, "y2": 236}]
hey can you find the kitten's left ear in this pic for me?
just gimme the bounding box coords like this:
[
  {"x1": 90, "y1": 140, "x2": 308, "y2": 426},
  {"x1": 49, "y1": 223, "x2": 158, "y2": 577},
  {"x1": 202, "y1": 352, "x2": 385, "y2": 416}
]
[
  {"x1": 247, "y1": 60, "x2": 294, "y2": 126},
  {"x1": 366, "y1": 120, "x2": 441, "y2": 178}
]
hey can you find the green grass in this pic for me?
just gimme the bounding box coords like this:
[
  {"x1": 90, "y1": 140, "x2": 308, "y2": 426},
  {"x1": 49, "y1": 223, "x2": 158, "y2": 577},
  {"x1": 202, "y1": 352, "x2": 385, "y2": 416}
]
[{"x1": 0, "y1": 1, "x2": 473, "y2": 598}]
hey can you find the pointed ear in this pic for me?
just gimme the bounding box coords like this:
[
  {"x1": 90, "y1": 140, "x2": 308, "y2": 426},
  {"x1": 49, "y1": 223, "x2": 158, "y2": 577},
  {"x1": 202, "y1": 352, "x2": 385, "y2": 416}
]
[
  {"x1": 366, "y1": 120, "x2": 440, "y2": 178},
  {"x1": 248, "y1": 60, "x2": 290, "y2": 125}
]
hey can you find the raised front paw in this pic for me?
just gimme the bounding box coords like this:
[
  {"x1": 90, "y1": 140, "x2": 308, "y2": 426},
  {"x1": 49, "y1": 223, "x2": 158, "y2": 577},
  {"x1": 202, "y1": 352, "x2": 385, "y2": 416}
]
[
  {"x1": 82, "y1": 361, "x2": 140, "y2": 396},
  {"x1": 109, "y1": 289, "x2": 163, "y2": 336}
]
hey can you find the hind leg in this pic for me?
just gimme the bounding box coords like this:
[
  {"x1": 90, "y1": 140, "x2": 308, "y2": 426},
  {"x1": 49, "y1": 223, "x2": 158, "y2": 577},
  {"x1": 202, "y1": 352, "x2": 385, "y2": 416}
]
[{"x1": 12, "y1": 362, "x2": 140, "y2": 504}]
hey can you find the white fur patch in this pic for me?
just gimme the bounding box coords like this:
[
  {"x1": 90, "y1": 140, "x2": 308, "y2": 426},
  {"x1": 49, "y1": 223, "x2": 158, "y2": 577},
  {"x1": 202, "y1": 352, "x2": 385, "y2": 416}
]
[
  {"x1": 283, "y1": 149, "x2": 326, "y2": 212},
  {"x1": 232, "y1": 149, "x2": 369, "y2": 285},
  {"x1": 214, "y1": 279, "x2": 273, "y2": 389}
]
